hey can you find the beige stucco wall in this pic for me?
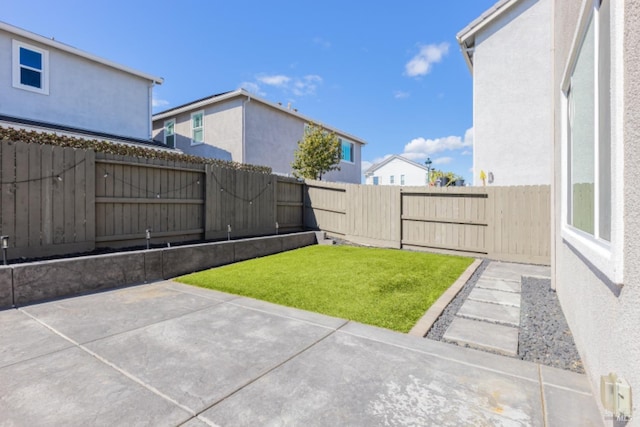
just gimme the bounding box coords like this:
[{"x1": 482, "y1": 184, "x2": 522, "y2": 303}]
[
  {"x1": 245, "y1": 101, "x2": 361, "y2": 183},
  {"x1": 472, "y1": 0, "x2": 552, "y2": 186},
  {"x1": 553, "y1": 0, "x2": 640, "y2": 422},
  {"x1": 153, "y1": 96, "x2": 363, "y2": 183},
  {"x1": 152, "y1": 97, "x2": 243, "y2": 161}
]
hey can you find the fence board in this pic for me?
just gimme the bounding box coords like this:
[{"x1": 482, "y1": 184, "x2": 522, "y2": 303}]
[
  {"x1": 3, "y1": 141, "x2": 550, "y2": 264},
  {"x1": 27, "y1": 143, "x2": 41, "y2": 248},
  {"x1": 305, "y1": 182, "x2": 549, "y2": 264}
]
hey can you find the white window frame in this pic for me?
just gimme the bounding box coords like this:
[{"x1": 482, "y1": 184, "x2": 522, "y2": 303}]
[
  {"x1": 12, "y1": 40, "x2": 49, "y2": 95},
  {"x1": 373, "y1": 176, "x2": 379, "y2": 185},
  {"x1": 390, "y1": 175, "x2": 395, "y2": 185},
  {"x1": 401, "y1": 175, "x2": 405, "y2": 186},
  {"x1": 191, "y1": 111, "x2": 204, "y2": 146},
  {"x1": 340, "y1": 138, "x2": 354, "y2": 164},
  {"x1": 560, "y1": 0, "x2": 623, "y2": 284},
  {"x1": 164, "y1": 119, "x2": 175, "y2": 148}
]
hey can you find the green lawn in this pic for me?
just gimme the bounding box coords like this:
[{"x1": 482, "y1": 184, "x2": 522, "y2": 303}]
[{"x1": 176, "y1": 245, "x2": 473, "y2": 333}]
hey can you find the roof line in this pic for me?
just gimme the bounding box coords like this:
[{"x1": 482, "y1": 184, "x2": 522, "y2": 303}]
[
  {"x1": 364, "y1": 155, "x2": 429, "y2": 175},
  {"x1": 153, "y1": 88, "x2": 367, "y2": 145},
  {"x1": 456, "y1": 0, "x2": 523, "y2": 71},
  {"x1": 0, "y1": 114, "x2": 171, "y2": 149},
  {"x1": 0, "y1": 21, "x2": 163, "y2": 84}
]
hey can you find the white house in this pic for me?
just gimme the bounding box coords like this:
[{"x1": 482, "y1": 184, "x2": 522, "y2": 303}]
[
  {"x1": 457, "y1": 0, "x2": 552, "y2": 186},
  {"x1": 0, "y1": 21, "x2": 163, "y2": 144},
  {"x1": 364, "y1": 155, "x2": 430, "y2": 186},
  {"x1": 152, "y1": 89, "x2": 366, "y2": 183},
  {"x1": 465, "y1": 0, "x2": 640, "y2": 421}
]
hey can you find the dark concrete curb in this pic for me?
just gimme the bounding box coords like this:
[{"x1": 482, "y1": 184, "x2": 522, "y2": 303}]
[
  {"x1": 408, "y1": 258, "x2": 483, "y2": 337},
  {"x1": 0, "y1": 232, "x2": 317, "y2": 309}
]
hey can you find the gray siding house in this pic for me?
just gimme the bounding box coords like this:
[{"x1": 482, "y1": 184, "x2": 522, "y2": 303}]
[
  {"x1": 0, "y1": 21, "x2": 163, "y2": 144},
  {"x1": 457, "y1": 0, "x2": 552, "y2": 186},
  {"x1": 152, "y1": 89, "x2": 366, "y2": 183}
]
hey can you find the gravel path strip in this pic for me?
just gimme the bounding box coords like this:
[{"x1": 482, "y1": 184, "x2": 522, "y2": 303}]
[{"x1": 426, "y1": 260, "x2": 585, "y2": 373}]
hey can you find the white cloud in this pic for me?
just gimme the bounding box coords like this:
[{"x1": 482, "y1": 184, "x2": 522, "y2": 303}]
[
  {"x1": 152, "y1": 97, "x2": 169, "y2": 108},
  {"x1": 361, "y1": 160, "x2": 373, "y2": 172},
  {"x1": 362, "y1": 129, "x2": 473, "y2": 171},
  {"x1": 242, "y1": 74, "x2": 323, "y2": 98},
  {"x1": 394, "y1": 90, "x2": 410, "y2": 99},
  {"x1": 402, "y1": 127, "x2": 473, "y2": 161},
  {"x1": 239, "y1": 81, "x2": 266, "y2": 96},
  {"x1": 405, "y1": 42, "x2": 449, "y2": 77},
  {"x1": 433, "y1": 157, "x2": 453, "y2": 165},
  {"x1": 258, "y1": 74, "x2": 291, "y2": 87},
  {"x1": 292, "y1": 75, "x2": 323, "y2": 96},
  {"x1": 461, "y1": 150, "x2": 472, "y2": 156},
  {"x1": 313, "y1": 37, "x2": 331, "y2": 49}
]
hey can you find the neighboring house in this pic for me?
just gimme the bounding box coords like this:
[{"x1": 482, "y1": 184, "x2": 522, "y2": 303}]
[
  {"x1": 457, "y1": 0, "x2": 552, "y2": 186},
  {"x1": 152, "y1": 89, "x2": 365, "y2": 183},
  {"x1": 364, "y1": 155, "x2": 430, "y2": 186},
  {"x1": 464, "y1": 0, "x2": 639, "y2": 421},
  {"x1": 0, "y1": 21, "x2": 164, "y2": 144}
]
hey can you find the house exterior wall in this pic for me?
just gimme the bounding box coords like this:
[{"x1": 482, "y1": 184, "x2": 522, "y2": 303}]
[
  {"x1": 152, "y1": 97, "x2": 243, "y2": 161},
  {"x1": 243, "y1": 101, "x2": 305, "y2": 175},
  {"x1": 552, "y1": 0, "x2": 639, "y2": 421},
  {"x1": 0, "y1": 29, "x2": 153, "y2": 140},
  {"x1": 472, "y1": 0, "x2": 552, "y2": 186},
  {"x1": 153, "y1": 96, "x2": 363, "y2": 183},
  {"x1": 364, "y1": 157, "x2": 428, "y2": 186},
  {"x1": 245, "y1": 101, "x2": 361, "y2": 183}
]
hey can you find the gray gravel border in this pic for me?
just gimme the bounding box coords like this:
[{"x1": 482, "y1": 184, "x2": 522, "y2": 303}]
[{"x1": 426, "y1": 260, "x2": 585, "y2": 373}]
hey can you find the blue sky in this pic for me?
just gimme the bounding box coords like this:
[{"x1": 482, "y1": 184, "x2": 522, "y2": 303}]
[{"x1": 4, "y1": 1, "x2": 498, "y2": 182}]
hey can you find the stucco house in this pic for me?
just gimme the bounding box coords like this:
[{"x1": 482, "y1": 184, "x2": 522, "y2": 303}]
[
  {"x1": 0, "y1": 21, "x2": 166, "y2": 148},
  {"x1": 364, "y1": 155, "x2": 430, "y2": 186},
  {"x1": 457, "y1": 0, "x2": 552, "y2": 186},
  {"x1": 463, "y1": 0, "x2": 639, "y2": 421},
  {"x1": 152, "y1": 89, "x2": 366, "y2": 183}
]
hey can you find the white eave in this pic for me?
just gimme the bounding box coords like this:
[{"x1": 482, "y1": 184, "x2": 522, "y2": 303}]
[
  {"x1": 364, "y1": 155, "x2": 429, "y2": 175},
  {"x1": 0, "y1": 21, "x2": 163, "y2": 84},
  {"x1": 456, "y1": 0, "x2": 523, "y2": 72},
  {"x1": 153, "y1": 88, "x2": 367, "y2": 146}
]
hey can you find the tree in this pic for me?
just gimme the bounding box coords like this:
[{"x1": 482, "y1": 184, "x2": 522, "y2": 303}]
[{"x1": 291, "y1": 122, "x2": 341, "y2": 180}]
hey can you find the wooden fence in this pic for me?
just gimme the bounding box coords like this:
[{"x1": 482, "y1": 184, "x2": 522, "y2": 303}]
[
  {"x1": 0, "y1": 141, "x2": 304, "y2": 259},
  {"x1": 304, "y1": 180, "x2": 551, "y2": 265},
  {"x1": 1, "y1": 140, "x2": 549, "y2": 264}
]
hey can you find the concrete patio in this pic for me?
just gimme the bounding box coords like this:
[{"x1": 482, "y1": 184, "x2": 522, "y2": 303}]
[{"x1": 0, "y1": 280, "x2": 602, "y2": 426}]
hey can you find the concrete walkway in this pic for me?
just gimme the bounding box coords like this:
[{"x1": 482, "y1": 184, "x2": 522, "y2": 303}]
[
  {"x1": 0, "y1": 280, "x2": 601, "y2": 426},
  {"x1": 443, "y1": 261, "x2": 551, "y2": 356}
]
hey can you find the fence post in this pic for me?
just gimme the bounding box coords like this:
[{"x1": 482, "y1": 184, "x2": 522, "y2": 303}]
[{"x1": 393, "y1": 187, "x2": 402, "y2": 248}]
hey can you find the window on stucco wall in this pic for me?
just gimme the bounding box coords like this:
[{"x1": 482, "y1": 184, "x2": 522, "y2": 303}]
[
  {"x1": 561, "y1": 0, "x2": 623, "y2": 284},
  {"x1": 340, "y1": 139, "x2": 354, "y2": 163},
  {"x1": 191, "y1": 111, "x2": 204, "y2": 145},
  {"x1": 12, "y1": 40, "x2": 49, "y2": 95},
  {"x1": 566, "y1": 0, "x2": 611, "y2": 242}
]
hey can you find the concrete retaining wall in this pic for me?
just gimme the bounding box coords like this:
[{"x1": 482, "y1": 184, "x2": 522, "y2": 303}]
[{"x1": 0, "y1": 232, "x2": 316, "y2": 309}]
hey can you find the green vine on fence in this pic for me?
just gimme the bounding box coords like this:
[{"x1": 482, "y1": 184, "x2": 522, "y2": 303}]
[{"x1": 0, "y1": 126, "x2": 272, "y2": 174}]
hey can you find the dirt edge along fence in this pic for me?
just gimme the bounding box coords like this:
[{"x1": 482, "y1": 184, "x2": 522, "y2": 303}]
[{"x1": 303, "y1": 180, "x2": 550, "y2": 265}]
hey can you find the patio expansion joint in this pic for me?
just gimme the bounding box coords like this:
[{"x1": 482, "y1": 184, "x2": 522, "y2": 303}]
[
  {"x1": 538, "y1": 365, "x2": 549, "y2": 427},
  {"x1": 17, "y1": 308, "x2": 196, "y2": 417},
  {"x1": 193, "y1": 321, "x2": 349, "y2": 418},
  {"x1": 341, "y1": 328, "x2": 539, "y2": 386}
]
